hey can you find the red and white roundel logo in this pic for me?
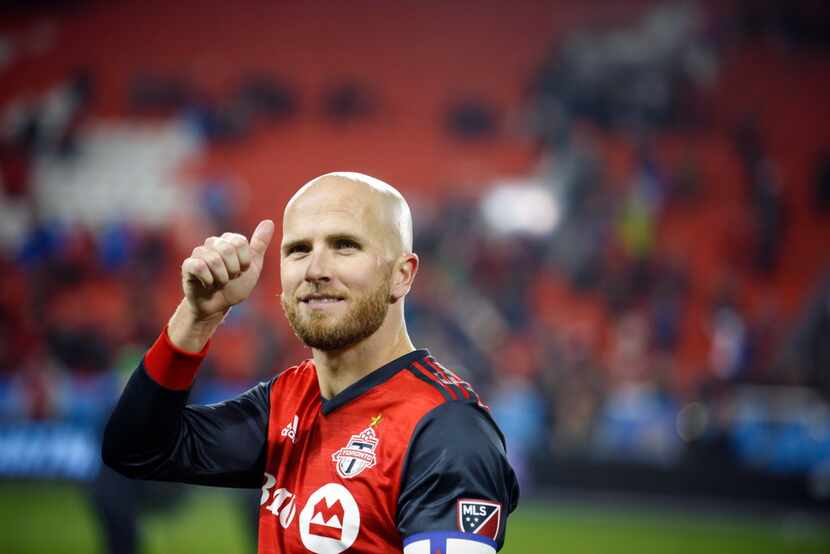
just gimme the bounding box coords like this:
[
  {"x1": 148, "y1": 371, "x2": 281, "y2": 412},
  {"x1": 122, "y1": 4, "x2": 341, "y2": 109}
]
[{"x1": 299, "y1": 483, "x2": 360, "y2": 554}]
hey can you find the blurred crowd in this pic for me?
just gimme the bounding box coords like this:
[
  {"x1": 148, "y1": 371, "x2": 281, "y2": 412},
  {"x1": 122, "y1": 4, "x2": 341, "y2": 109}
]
[
  {"x1": 2, "y1": 1, "x2": 830, "y2": 501},
  {"x1": 0, "y1": 70, "x2": 289, "y2": 426},
  {"x1": 482, "y1": 2, "x2": 830, "y2": 487}
]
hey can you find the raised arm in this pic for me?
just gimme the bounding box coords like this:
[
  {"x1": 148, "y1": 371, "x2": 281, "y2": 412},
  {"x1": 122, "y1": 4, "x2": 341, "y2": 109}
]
[
  {"x1": 170, "y1": 219, "x2": 275, "y2": 352},
  {"x1": 102, "y1": 220, "x2": 275, "y2": 488}
]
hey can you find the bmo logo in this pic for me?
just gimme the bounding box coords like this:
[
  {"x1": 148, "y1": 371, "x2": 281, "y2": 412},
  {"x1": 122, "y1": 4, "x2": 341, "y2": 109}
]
[{"x1": 299, "y1": 483, "x2": 360, "y2": 553}]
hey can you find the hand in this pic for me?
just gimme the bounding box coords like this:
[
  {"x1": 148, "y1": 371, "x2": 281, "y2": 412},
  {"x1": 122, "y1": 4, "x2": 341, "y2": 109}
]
[{"x1": 180, "y1": 219, "x2": 275, "y2": 321}]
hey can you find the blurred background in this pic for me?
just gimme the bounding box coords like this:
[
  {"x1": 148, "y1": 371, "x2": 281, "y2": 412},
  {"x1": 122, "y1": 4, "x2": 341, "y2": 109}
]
[{"x1": 1, "y1": 0, "x2": 830, "y2": 552}]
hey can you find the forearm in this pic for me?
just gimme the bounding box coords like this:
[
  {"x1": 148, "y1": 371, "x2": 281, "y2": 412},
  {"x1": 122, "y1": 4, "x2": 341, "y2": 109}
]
[
  {"x1": 101, "y1": 328, "x2": 207, "y2": 480},
  {"x1": 167, "y1": 298, "x2": 228, "y2": 353},
  {"x1": 101, "y1": 362, "x2": 191, "y2": 480},
  {"x1": 101, "y1": 329, "x2": 272, "y2": 487}
]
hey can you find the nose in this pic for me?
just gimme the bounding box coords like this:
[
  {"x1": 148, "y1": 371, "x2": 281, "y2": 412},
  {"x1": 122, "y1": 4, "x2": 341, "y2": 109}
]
[{"x1": 304, "y1": 248, "x2": 331, "y2": 283}]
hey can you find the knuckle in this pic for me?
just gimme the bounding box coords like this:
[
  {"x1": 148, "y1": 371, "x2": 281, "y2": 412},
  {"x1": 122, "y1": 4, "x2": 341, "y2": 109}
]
[
  {"x1": 205, "y1": 251, "x2": 222, "y2": 268},
  {"x1": 216, "y1": 241, "x2": 234, "y2": 257},
  {"x1": 222, "y1": 232, "x2": 243, "y2": 243},
  {"x1": 185, "y1": 258, "x2": 203, "y2": 274}
]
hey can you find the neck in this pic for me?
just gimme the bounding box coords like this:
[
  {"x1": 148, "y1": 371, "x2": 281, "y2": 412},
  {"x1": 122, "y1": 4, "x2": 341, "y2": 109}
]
[{"x1": 312, "y1": 312, "x2": 415, "y2": 399}]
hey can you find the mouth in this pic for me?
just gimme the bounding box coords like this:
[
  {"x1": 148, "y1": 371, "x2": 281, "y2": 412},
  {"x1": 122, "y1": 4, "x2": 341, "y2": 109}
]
[{"x1": 299, "y1": 293, "x2": 346, "y2": 307}]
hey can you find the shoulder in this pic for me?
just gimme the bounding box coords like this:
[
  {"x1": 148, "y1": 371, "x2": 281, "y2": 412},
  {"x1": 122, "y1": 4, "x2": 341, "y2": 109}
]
[
  {"x1": 396, "y1": 400, "x2": 519, "y2": 550},
  {"x1": 394, "y1": 353, "x2": 490, "y2": 411},
  {"x1": 272, "y1": 359, "x2": 316, "y2": 388},
  {"x1": 408, "y1": 400, "x2": 507, "y2": 465},
  {"x1": 278, "y1": 358, "x2": 315, "y2": 379},
  {"x1": 390, "y1": 353, "x2": 500, "y2": 451},
  {"x1": 267, "y1": 359, "x2": 321, "y2": 407},
  {"x1": 376, "y1": 354, "x2": 494, "y2": 445}
]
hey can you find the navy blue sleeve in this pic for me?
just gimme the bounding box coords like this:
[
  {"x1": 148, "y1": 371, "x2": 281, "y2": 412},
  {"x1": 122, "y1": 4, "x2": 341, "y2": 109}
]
[
  {"x1": 102, "y1": 361, "x2": 272, "y2": 488},
  {"x1": 397, "y1": 400, "x2": 520, "y2": 551}
]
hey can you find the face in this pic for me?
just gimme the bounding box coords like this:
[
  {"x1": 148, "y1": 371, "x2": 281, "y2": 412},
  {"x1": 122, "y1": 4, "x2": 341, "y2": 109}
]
[{"x1": 279, "y1": 181, "x2": 396, "y2": 351}]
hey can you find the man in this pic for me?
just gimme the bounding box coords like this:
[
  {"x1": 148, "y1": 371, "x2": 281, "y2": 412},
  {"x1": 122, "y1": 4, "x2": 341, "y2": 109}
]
[{"x1": 103, "y1": 172, "x2": 519, "y2": 553}]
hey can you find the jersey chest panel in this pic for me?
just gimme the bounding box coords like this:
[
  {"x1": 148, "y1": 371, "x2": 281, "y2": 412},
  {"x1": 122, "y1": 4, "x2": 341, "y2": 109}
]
[{"x1": 257, "y1": 363, "x2": 439, "y2": 554}]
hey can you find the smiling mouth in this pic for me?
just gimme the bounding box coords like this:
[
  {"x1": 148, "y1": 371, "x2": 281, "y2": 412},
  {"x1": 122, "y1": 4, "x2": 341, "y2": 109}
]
[{"x1": 300, "y1": 294, "x2": 345, "y2": 304}]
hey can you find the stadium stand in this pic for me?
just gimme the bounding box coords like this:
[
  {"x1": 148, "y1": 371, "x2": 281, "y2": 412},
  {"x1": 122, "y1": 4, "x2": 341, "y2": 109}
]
[{"x1": 2, "y1": 0, "x2": 830, "y2": 514}]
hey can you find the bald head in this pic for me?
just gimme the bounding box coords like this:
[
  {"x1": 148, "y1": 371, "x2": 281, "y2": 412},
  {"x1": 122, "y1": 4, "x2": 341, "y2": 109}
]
[
  {"x1": 280, "y1": 172, "x2": 420, "y2": 353},
  {"x1": 284, "y1": 172, "x2": 413, "y2": 257}
]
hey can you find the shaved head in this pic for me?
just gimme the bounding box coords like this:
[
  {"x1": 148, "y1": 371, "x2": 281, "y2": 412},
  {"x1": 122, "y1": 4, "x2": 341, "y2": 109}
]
[
  {"x1": 280, "y1": 171, "x2": 419, "y2": 352},
  {"x1": 285, "y1": 172, "x2": 413, "y2": 258}
]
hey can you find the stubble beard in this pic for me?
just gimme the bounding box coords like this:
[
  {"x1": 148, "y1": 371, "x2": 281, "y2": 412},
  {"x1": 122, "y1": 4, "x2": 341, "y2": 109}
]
[{"x1": 281, "y1": 279, "x2": 392, "y2": 351}]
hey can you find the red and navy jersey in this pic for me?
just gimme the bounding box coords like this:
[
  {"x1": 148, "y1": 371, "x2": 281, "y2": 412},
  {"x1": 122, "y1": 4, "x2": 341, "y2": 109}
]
[{"x1": 103, "y1": 329, "x2": 519, "y2": 553}]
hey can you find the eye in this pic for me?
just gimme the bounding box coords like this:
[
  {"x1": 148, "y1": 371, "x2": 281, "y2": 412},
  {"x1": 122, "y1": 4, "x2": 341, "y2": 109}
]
[
  {"x1": 286, "y1": 243, "x2": 311, "y2": 256},
  {"x1": 334, "y1": 238, "x2": 360, "y2": 251}
]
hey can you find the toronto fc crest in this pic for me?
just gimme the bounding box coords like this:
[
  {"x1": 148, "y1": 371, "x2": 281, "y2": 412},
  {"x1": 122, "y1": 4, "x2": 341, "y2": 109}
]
[{"x1": 331, "y1": 425, "x2": 379, "y2": 479}]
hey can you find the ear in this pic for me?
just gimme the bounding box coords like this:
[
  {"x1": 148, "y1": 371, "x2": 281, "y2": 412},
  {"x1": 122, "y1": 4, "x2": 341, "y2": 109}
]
[{"x1": 390, "y1": 253, "x2": 419, "y2": 303}]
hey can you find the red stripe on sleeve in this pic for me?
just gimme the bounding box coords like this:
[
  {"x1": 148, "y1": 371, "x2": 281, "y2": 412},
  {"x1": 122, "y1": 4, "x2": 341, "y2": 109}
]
[
  {"x1": 143, "y1": 327, "x2": 210, "y2": 391},
  {"x1": 425, "y1": 358, "x2": 470, "y2": 400},
  {"x1": 412, "y1": 361, "x2": 457, "y2": 400}
]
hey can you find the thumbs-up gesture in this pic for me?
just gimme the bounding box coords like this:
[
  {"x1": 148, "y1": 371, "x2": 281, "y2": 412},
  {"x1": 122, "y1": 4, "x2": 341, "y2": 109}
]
[{"x1": 181, "y1": 220, "x2": 275, "y2": 320}]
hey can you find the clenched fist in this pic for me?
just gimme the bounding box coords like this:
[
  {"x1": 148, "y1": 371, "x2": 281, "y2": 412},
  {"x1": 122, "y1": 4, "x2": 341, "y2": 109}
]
[{"x1": 181, "y1": 219, "x2": 275, "y2": 321}]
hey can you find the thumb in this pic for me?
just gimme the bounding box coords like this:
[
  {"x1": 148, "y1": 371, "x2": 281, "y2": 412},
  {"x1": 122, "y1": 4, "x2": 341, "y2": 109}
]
[{"x1": 250, "y1": 219, "x2": 275, "y2": 259}]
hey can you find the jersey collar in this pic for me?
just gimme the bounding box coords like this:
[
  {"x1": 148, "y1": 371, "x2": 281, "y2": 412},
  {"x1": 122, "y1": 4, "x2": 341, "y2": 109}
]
[{"x1": 320, "y1": 349, "x2": 430, "y2": 415}]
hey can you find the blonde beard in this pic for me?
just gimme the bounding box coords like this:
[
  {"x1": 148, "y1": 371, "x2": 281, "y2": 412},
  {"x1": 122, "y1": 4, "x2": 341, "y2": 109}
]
[{"x1": 281, "y1": 278, "x2": 391, "y2": 351}]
